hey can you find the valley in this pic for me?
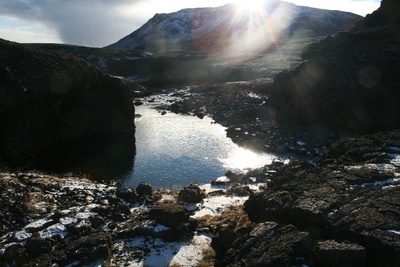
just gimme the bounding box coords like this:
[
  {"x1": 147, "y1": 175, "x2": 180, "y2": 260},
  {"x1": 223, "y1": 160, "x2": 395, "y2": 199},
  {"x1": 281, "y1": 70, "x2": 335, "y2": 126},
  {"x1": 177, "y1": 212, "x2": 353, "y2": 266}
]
[{"x1": 1, "y1": 1, "x2": 400, "y2": 266}]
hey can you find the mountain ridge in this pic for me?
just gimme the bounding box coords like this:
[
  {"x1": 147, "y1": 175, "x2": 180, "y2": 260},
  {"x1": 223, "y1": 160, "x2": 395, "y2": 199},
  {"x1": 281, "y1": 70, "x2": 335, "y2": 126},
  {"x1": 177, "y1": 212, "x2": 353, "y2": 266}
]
[{"x1": 107, "y1": 1, "x2": 362, "y2": 55}]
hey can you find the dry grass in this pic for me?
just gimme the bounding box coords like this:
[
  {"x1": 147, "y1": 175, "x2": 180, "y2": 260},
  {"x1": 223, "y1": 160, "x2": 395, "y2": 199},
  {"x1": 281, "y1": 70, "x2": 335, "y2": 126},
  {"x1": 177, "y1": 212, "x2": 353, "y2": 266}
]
[
  {"x1": 197, "y1": 205, "x2": 252, "y2": 233},
  {"x1": 196, "y1": 248, "x2": 216, "y2": 267}
]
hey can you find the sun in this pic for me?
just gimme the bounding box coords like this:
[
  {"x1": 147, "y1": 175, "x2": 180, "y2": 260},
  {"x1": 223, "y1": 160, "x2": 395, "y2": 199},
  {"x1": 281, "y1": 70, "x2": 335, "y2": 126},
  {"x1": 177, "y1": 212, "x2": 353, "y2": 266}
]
[{"x1": 233, "y1": 0, "x2": 268, "y2": 12}]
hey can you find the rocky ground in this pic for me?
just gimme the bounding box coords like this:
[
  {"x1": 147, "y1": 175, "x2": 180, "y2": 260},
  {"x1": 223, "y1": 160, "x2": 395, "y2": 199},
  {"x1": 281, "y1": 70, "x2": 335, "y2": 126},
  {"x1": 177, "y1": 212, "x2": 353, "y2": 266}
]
[
  {"x1": 0, "y1": 170, "x2": 262, "y2": 266},
  {"x1": 1, "y1": 129, "x2": 399, "y2": 266}
]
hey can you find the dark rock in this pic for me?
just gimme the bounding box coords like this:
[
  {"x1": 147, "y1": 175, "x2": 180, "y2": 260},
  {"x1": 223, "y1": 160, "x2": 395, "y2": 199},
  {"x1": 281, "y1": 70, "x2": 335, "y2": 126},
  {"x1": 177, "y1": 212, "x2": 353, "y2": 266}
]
[
  {"x1": 116, "y1": 187, "x2": 137, "y2": 202},
  {"x1": 25, "y1": 237, "x2": 52, "y2": 256},
  {"x1": 89, "y1": 215, "x2": 106, "y2": 228},
  {"x1": 225, "y1": 170, "x2": 242, "y2": 183},
  {"x1": 106, "y1": 195, "x2": 120, "y2": 205},
  {"x1": 136, "y1": 182, "x2": 154, "y2": 196},
  {"x1": 148, "y1": 204, "x2": 191, "y2": 240},
  {"x1": 196, "y1": 112, "x2": 205, "y2": 119},
  {"x1": 148, "y1": 204, "x2": 189, "y2": 229},
  {"x1": 94, "y1": 205, "x2": 113, "y2": 218},
  {"x1": 228, "y1": 184, "x2": 252, "y2": 196},
  {"x1": 178, "y1": 184, "x2": 206, "y2": 203},
  {"x1": 211, "y1": 228, "x2": 240, "y2": 254},
  {"x1": 63, "y1": 232, "x2": 112, "y2": 266},
  {"x1": 244, "y1": 130, "x2": 400, "y2": 266},
  {"x1": 313, "y1": 240, "x2": 366, "y2": 267},
  {"x1": 213, "y1": 222, "x2": 312, "y2": 267},
  {"x1": 161, "y1": 110, "x2": 167, "y2": 115},
  {"x1": 2, "y1": 243, "x2": 28, "y2": 265},
  {"x1": 0, "y1": 38, "x2": 135, "y2": 165},
  {"x1": 134, "y1": 101, "x2": 144, "y2": 106}
]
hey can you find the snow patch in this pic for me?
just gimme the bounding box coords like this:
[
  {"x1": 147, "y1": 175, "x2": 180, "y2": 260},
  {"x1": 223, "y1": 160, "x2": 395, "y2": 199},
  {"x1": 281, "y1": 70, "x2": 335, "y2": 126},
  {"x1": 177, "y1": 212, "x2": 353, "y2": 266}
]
[
  {"x1": 191, "y1": 195, "x2": 247, "y2": 219},
  {"x1": 39, "y1": 223, "x2": 68, "y2": 239},
  {"x1": 24, "y1": 218, "x2": 53, "y2": 230},
  {"x1": 350, "y1": 178, "x2": 400, "y2": 190},
  {"x1": 112, "y1": 234, "x2": 212, "y2": 267},
  {"x1": 14, "y1": 230, "x2": 32, "y2": 241}
]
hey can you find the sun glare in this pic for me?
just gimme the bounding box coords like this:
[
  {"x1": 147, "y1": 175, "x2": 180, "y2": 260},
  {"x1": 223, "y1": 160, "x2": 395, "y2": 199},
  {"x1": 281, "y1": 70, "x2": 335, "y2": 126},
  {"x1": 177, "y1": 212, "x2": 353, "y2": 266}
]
[
  {"x1": 234, "y1": 0, "x2": 267, "y2": 12},
  {"x1": 222, "y1": 147, "x2": 276, "y2": 171}
]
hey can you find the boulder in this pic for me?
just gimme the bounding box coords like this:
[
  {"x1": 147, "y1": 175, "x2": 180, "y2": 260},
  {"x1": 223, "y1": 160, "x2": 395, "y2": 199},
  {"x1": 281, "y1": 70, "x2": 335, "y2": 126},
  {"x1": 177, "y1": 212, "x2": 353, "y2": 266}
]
[
  {"x1": 213, "y1": 222, "x2": 312, "y2": 267},
  {"x1": 136, "y1": 182, "x2": 154, "y2": 196},
  {"x1": 116, "y1": 187, "x2": 137, "y2": 202},
  {"x1": 178, "y1": 184, "x2": 206, "y2": 203},
  {"x1": 228, "y1": 184, "x2": 252, "y2": 196},
  {"x1": 244, "y1": 130, "x2": 400, "y2": 266},
  {"x1": 147, "y1": 203, "x2": 192, "y2": 240},
  {"x1": 313, "y1": 240, "x2": 366, "y2": 267}
]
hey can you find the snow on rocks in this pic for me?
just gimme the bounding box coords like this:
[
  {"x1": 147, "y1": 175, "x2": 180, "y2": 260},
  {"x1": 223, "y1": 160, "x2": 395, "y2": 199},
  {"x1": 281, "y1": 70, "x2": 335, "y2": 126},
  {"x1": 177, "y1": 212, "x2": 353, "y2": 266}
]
[{"x1": 0, "y1": 171, "x2": 260, "y2": 266}]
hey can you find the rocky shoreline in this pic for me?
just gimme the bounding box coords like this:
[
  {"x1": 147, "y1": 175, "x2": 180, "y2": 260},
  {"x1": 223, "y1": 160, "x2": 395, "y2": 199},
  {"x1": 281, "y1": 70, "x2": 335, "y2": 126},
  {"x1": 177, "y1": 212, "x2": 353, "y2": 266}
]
[{"x1": 1, "y1": 129, "x2": 399, "y2": 266}]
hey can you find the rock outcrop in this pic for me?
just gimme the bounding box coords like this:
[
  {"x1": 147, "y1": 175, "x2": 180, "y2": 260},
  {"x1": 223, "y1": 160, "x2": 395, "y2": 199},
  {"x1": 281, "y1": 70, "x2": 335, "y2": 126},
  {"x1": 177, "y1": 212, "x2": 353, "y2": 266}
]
[
  {"x1": 242, "y1": 130, "x2": 400, "y2": 266},
  {"x1": 0, "y1": 38, "x2": 135, "y2": 165},
  {"x1": 270, "y1": 0, "x2": 400, "y2": 132}
]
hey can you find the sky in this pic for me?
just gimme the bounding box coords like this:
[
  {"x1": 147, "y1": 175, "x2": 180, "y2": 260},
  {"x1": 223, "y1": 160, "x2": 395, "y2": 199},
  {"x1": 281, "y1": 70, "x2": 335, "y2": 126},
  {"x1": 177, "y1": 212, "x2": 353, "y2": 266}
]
[{"x1": 0, "y1": 0, "x2": 381, "y2": 48}]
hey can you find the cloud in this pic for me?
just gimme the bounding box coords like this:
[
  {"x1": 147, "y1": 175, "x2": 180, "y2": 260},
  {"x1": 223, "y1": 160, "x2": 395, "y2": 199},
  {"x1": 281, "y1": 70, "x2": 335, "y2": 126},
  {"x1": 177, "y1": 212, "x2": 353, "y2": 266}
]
[
  {"x1": 287, "y1": 0, "x2": 380, "y2": 16},
  {"x1": 0, "y1": 0, "x2": 147, "y2": 47}
]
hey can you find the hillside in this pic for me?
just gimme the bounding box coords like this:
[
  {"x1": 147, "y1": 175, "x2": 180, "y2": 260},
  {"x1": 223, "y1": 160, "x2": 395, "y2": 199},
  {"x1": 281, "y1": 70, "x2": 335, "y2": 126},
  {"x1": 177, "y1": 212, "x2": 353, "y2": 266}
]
[
  {"x1": 0, "y1": 39, "x2": 136, "y2": 167},
  {"x1": 107, "y1": 1, "x2": 361, "y2": 56},
  {"x1": 269, "y1": 0, "x2": 400, "y2": 132}
]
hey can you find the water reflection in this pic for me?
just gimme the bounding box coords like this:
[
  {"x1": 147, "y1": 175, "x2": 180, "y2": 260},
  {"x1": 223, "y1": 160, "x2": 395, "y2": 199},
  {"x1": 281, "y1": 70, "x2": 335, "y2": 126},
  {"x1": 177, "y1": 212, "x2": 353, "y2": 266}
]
[
  {"x1": 124, "y1": 104, "x2": 275, "y2": 188},
  {"x1": 35, "y1": 134, "x2": 136, "y2": 181}
]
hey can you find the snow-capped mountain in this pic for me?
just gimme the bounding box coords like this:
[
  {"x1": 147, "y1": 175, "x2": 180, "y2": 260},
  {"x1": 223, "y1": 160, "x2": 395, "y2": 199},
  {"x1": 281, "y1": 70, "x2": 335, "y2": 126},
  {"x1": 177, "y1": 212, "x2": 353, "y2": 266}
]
[{"x1": 107, "y1": 1, "x2": 362, "y2": 55}]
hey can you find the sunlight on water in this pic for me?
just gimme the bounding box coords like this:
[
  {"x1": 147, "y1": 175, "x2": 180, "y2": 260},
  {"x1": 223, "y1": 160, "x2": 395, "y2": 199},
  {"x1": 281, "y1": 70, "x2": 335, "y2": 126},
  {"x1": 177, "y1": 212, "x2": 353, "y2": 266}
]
[
  {"x1": 222, "y1": 147, "x2": 275, "y2": 171},
  {"x1": 124, "y1": 104, "x2": 274, "y2": 188}
]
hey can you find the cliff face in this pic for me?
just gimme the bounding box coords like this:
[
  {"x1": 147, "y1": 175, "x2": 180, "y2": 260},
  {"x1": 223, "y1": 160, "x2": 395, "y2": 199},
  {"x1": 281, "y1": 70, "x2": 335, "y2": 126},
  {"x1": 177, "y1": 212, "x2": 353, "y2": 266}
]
[
  {"x1": 0, "y1": 39, "x2": 135, "y2": 165},
  {"x1": 270, "y1": 0, "x2": 400, "y2": 132}
]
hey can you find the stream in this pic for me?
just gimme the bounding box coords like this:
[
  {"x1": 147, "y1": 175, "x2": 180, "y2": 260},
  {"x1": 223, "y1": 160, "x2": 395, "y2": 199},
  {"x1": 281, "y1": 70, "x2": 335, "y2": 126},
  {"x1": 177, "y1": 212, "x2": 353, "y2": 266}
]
[
  {"x1": 34, "y1": 93, "x2": 277, "y2": 189},
  {"x1": 124, "y1": 99, "x2": 276, "y2": 188}
]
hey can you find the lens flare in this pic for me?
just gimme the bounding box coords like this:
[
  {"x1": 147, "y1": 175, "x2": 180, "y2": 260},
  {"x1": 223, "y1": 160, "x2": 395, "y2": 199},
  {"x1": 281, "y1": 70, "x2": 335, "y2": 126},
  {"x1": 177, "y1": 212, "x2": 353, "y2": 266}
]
[
  {"x1": 221, "y1": 0, "x2": 294, "y2": 59},
  {"x1": 234, "y1": 0, "x2": 267, "y2": 13}
]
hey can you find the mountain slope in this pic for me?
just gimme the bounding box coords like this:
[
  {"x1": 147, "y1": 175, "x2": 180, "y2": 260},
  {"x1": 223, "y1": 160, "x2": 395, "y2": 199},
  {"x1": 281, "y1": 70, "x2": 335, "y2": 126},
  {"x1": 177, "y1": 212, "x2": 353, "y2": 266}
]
[{"x1": 107, "y1": 1, "x2": 362, "y2": 56}]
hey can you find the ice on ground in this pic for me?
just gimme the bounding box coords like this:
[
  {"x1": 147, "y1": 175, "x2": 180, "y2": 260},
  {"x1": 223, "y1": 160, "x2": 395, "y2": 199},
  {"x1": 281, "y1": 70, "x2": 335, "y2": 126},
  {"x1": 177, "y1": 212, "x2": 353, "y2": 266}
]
[
  {"x1": 14, "y1": 230, "x2": 32, "y2": 241},
  {"x1": 200, "y1": 183, "x2": 231, "y2": 193},
  {"x1": 148, "y1": 224, "x2": 170, "y2": 232},
  {"x1": 350, "y1": 178, "x2": 400, "y2": 190},
  {"x1": 191, "y1": 195, "x2": 248, "y2": 219},
  {"x1": 389, "y1": 154, "x2": 400, "y2": 167},
  {"x1": 39, "y1": 223, "x2": 68, "y2": 239},
  {"x1": 24, "y1": 218, "x2": 53, "y2": 230},
  {"x1": 60, "y1": 216, "x2": 77, "y2": 226},
  {"x1": 112, "y1": 234, "x2": 212, "y2": 267},
  {"x1": 297, "y1": 140, "x2": 305, "y2": 146}
]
